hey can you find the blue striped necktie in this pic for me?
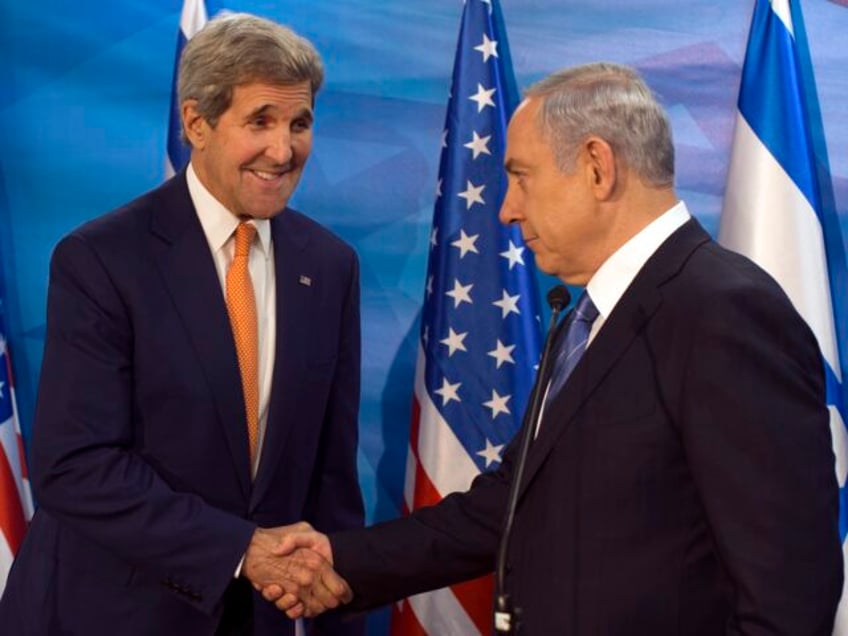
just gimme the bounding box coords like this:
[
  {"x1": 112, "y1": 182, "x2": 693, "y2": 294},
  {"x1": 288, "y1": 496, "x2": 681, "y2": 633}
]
[{"x1": 546, "y1": 291, "x2": 599, "y2": 404}]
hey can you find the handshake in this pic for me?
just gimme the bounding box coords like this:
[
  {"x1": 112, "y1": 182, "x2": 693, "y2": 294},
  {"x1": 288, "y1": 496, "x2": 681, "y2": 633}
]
[{"x1": 243, "y1": 522, "x2": 349, "y2": 619}]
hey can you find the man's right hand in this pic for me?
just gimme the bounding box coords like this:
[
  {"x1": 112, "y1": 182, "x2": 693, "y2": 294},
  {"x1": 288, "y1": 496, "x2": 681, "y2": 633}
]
[{"x1": 242, "y1": 523, "x2": 351, "y2": 618}]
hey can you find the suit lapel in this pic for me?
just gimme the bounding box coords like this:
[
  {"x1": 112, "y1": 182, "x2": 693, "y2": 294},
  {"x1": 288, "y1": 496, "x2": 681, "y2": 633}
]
[
  {"x1": 250, "y1": 212, "x2": 313, "y2": 508},
  {"x1": 517, "y1": 219, "x2": 711, "y2": 499},
  {"x1": 148, "y1": 173, "x2": 252, "y2": 498}
]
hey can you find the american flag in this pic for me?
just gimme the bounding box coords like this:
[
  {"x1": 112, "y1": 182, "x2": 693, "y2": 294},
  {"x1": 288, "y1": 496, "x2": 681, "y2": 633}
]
[
  {"x1": 165, "y1": 0, "x2": 207, "y2": 178},
  {"x1": 717, "y1": 0, "x2": 848, "y2": 630},
  {"x1": 392, "y1": 1, "x2": 542, "y2": 633},
  {"x1": 0, "y1": 301, "x2": 34, "y2": 595}
]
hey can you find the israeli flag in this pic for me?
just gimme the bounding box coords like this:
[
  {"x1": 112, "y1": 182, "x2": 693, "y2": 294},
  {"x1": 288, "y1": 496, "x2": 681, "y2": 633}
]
[
  {"x1": 165, "y1": 0, "x2": 208, "y2": 178},
  {"x1": 719, "y1": 1, "x2": 848, "y2": 630}
]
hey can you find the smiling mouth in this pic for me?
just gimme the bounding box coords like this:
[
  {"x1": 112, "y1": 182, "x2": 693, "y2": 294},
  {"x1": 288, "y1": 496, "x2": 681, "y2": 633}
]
[{"x1": 247, "y1": 166, "x2": 293, "y2": 182}]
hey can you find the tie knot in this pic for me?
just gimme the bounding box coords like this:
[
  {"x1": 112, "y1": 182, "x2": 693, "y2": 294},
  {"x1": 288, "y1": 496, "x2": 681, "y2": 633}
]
[
  {"x1": 574, "y1": 291, "x2": 599, "y2": 324},
  {"x1": 233, "y1": 222, "x2": 256, "y2": 258}
]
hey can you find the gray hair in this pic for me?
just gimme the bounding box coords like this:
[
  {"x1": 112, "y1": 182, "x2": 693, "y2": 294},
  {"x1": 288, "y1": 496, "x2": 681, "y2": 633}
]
[
  {"x1": 178, "y1": 13, "x2": 324, "y2": 141},
  {"x1": 525, "y1": 62, "x2": 674, "y2": 187}
]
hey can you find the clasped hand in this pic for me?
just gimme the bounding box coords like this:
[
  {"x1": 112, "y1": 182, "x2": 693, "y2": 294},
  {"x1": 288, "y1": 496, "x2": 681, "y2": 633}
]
[{"x1": 242, "y1": 522, "x2": 348, "y2": 619}]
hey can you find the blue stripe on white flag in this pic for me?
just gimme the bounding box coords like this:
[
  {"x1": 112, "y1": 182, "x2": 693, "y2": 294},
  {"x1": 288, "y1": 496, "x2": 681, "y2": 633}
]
[
  {"x1": 719, "y1": 0, "x2": 848, "y2": 629},
  {"x1": 165, "y1": 0, "x2": 208, "y2": 178},
  {"x1": 737, "y1": 0, "x2": 818, "y2": 212},
  {"x1": 789, "y1": 0, "x2": 848, "y2": 426},
  {"x1": 725, "y1": 0, "x2": 848, "y2": 419},
  {"x1": 166, "y1": 30, "x2": 190, "y2": 176}
]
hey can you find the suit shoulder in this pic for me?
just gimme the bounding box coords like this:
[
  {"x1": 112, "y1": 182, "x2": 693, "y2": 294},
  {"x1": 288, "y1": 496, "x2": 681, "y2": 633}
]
[
  {"x1": 62, "y1": 179, "x2": 177, "y2": 247},
  {"x1": 675, "y1": 239, "x2": 790, "y2": 302},
  {"x1": 279, "y1": 208, "x2": 357, "y2": 261},
  {"x1": 664, "y1": 239, "x2": 812, "y2": 339}
]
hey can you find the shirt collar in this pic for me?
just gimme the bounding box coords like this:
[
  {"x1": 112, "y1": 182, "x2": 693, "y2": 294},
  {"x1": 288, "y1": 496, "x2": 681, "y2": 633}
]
[
  {"x1": 186, "y1": 162, "x2": 272, "y2": 258},
  {"x1": 586, "y1": 201, "x2": 690, "y2": 321}
]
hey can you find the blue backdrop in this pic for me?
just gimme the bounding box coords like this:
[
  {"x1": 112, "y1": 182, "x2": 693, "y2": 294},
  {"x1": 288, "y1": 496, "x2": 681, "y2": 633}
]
[{"x1": 1, "y1": 1, "x2": 846, "y2": 633}]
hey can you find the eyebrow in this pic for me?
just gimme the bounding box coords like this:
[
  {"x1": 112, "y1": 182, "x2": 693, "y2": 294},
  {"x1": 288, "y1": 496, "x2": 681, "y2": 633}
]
[
  {"x1": 246, "y1": 104, "x2": 272, "y2": 120},
  {"x1": 504, "y1": 158, "x2": 528, "y2": 173},
  {"x1": 294, "y1": 107, "x2": 314, "y2": 123},
  {"x1": 245, "y1": 104, "x2": 314, "y2": 122}
]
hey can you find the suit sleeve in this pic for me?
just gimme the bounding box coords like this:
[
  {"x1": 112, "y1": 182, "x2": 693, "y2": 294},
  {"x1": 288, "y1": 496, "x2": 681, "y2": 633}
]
[
  {"x1": 31, "y1": 234, "x2": 255, "y2": 615},
  {"x1": 330, "y1": 440, "x2": 514, "y2": 611},
  {"x1": 678, "y1": 281, "x2": 842, "y2": 635}
]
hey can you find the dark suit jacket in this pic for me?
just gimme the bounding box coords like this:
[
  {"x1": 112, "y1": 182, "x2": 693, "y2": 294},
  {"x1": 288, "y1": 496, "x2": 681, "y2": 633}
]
[
  {"x1": 0, "y1": 173, "x2": 365, "y2": 635},
  {"x1": 331, "y1": 219, "x2": 842, "y2": 635}
]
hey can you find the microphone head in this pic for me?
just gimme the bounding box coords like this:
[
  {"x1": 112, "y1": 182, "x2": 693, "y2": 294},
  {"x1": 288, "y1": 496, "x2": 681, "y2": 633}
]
[{"x1": 546, "y1": 285, "x2": 571, "y2": 312}]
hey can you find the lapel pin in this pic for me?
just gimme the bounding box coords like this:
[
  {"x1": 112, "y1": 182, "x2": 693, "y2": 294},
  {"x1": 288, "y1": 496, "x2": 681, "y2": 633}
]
[{"x1": 299, "y1": 275, "x2": 312, "y2": 287}]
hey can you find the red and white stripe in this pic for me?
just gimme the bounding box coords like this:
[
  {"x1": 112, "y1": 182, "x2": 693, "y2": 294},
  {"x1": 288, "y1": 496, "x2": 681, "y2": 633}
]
[
  {"x1": 390, "y1": 346, "x2": 492, "y2": 635},
  {"x1": 0, "y1": 338, "x2": 34, "y2": 595}
]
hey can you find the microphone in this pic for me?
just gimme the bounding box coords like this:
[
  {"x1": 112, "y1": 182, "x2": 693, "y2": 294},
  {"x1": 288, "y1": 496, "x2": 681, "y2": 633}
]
[
  {"x1": 545, "y1": 285, "x2": 571, "y2": 314},
  {"x1": 494, "y1": 284, "x2": 570, "y2": 635}
]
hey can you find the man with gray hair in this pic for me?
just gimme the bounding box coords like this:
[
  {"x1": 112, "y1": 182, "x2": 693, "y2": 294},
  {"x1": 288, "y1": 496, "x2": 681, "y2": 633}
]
[
  {"x1": 0, "y1": 13, "x2": 364, "y2": 636},
  {"x1": 271, "y1": 62, "x2": 842, "y2": 634}
]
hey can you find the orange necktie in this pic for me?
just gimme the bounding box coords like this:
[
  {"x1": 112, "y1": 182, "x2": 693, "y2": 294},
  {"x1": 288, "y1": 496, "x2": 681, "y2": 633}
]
[{"x1": 226, "y1": 222, "x2": 259, "y2": 465}]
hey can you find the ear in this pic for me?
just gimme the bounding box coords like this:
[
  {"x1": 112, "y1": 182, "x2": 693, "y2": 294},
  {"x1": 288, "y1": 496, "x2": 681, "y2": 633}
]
[
  {"x1": 181, "y1": 99, "x2": 208, "y2": 150},
  {"x1": 583, "y1": 136, "x2": 617, "y2": 200}
]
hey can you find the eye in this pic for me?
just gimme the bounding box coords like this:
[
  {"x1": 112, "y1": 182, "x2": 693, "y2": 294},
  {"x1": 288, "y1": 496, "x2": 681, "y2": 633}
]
[
  {"x1": 249, "y1": 115, "x2": 269, "y2": 128},
  {"x1": 292, "y1": 117, "x2": 313, "y2": 133}
]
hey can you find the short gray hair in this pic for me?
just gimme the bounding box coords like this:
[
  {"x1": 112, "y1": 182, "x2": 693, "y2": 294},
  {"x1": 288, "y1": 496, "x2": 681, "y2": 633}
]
[
  {"x1": 178, "y1": 13, "x2": 324, "y2": 141},
  {"x1": 525, "y1": 62, "x2": 674, "y2": 187}
]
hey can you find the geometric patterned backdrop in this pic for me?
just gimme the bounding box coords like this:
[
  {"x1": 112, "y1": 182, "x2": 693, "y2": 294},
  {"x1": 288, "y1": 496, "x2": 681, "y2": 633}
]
[{"x1": 1, "y1": 1, "x2": 846, "y2": 632}]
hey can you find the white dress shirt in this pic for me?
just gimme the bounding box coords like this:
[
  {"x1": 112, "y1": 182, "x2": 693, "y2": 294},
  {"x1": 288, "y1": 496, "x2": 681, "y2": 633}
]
[{"x1": 585, "y1": 200, "x2": 691, "y2": 344}]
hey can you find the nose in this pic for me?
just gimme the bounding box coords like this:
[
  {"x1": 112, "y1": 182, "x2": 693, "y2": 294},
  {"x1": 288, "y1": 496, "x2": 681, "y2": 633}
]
[
  {"x1": 266, "y1": 129, "x2": 293, "y2": 165},
  {"x1": 499, "y1": 183, "x2": 521, "y2": 226}
]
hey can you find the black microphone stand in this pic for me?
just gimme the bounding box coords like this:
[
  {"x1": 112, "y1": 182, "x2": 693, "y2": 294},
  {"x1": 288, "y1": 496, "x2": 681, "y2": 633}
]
[{"x1": 494, "y1": 285, "x2": 571, "y2": 634}]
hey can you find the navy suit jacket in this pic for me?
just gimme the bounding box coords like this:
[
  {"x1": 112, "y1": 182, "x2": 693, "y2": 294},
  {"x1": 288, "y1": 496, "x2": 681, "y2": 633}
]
[
  {"x1": 331, "y1": 219, "x2": 842, "y2": 635},
  {"x1": 0, "y1": 172, "x2": 365, "y2": 635}
]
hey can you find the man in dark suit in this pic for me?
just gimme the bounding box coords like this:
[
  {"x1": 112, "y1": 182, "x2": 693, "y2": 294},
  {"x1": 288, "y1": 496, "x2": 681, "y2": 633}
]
[
  {"x1": 270, "y1": 62, "x2": 843, "y2": 634},
  {"x1": 0, "y1": 13, "x2": 363, "y2": 636}
]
